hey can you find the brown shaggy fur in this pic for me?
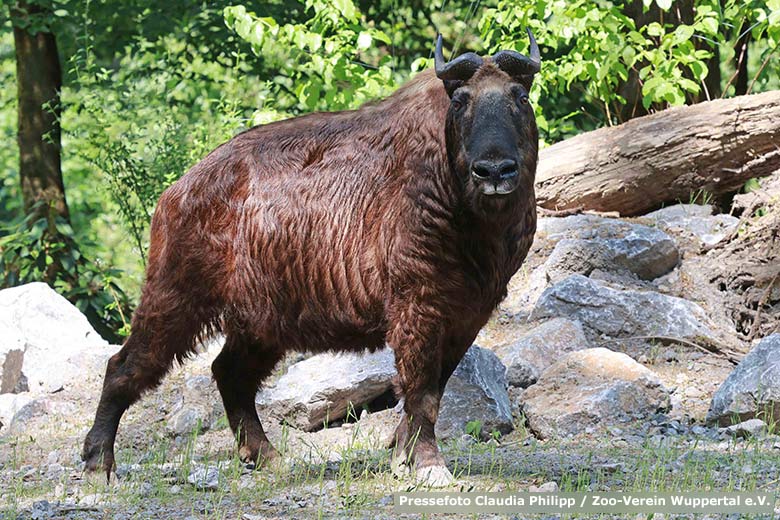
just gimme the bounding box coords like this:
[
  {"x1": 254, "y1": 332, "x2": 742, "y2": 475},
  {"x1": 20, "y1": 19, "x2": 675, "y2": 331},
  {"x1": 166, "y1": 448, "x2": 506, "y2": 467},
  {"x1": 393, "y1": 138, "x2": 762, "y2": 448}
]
[{"x1": 83, "y1": 65, "x2": 538, "y2": 479}]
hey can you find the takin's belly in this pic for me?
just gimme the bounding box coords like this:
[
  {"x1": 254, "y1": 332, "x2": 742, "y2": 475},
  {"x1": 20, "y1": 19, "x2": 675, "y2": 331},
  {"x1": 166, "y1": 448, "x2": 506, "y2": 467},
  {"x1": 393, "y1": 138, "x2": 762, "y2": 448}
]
[{"x1": 223, "y1": 255, "x2": 390, "y2": 353}]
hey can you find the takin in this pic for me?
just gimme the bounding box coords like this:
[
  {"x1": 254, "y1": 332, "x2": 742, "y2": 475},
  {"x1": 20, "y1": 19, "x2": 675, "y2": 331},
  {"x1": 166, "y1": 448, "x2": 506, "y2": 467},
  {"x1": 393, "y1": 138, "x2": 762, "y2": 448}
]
[{"x1": 83, "y1": 30, "x2": 541, "y2": 487}]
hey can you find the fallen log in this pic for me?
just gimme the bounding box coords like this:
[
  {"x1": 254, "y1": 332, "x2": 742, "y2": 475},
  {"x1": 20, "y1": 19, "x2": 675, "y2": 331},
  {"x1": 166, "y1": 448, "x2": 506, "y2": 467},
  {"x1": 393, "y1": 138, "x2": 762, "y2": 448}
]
[{"x1": 536, "y1": 90, "x2": 780, "y2": 216}]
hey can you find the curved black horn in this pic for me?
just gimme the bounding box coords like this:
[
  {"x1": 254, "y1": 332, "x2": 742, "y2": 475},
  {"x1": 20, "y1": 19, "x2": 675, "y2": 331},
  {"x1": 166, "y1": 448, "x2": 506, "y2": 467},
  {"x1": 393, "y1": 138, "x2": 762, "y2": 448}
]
[
  {"x1": 492, "y1": 27, "x2": 541, "y2": 77},
  {"x1": 434, "y1": 34, "x2": 484, "y2": 81}
]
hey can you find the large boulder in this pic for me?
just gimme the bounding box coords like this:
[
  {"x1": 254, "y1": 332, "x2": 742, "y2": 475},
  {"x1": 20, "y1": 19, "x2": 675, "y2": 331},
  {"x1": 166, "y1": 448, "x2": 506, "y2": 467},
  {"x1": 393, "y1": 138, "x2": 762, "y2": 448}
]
[
  {"x1": 643, "y1": 204, "x2": 739, "y2": 247},
  {"x1": 543, "y1": 228, "x2": 678, "y2": 282},
  {"x1": 256, "y1": 348, "x2": 396, "y2": 431},
  {"x1": 520, "y1": 348, "x2": 671, "y2": 439},
  {"x1": 0, "y1": 283, "x2": 118, "y2": 394},
  {"x1": 495, "y1": 318, "x2": 589, "y2": 388},
  {"x1": 436, "y1": 345, "x2": 513, "y2": 440},
  {"x1": 510, "y1": 216, "x2": 679, "y2": 311},
  {"x1": 706, "y1": 334, "x2": 780, "y2": 426},
  {"x1": 530, "y1": 275, "x2": 724, "y2": 344}
]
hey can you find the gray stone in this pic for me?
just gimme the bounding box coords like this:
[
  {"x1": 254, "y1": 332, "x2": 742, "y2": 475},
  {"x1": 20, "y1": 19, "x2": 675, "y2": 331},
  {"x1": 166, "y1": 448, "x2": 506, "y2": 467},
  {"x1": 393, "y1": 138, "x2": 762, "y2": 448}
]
[
  {"x1": 531, "y1": 275, "x2": 723, "y2": 343},
  {"x1": 721, "y1": 418, "x2": 768, "y2": 438},
  {"x1": 520, "y1": 348, "x2": 671, "y2": 439},
  {"x1": 515, "y1": 216, "x2": 679, "y2": 310},
  {"x1": 436, "y1": 345, "x2": 513, "y2": 440},
  {"x1": 495, "y1": 318, "x2": 589, "y2": 388},
  {"x1": 166, "y1": 405, "x2": 210, "y2": 437},
  {"x1": 529, "y1": 481, "x2": 559, "y2": 492},
  {"x1": 165, "y1": 375, "x2": 221, "y2": 437},
  {"x1": 543, "y1": 227, "x2": 678, "y2": 282},
  {"x1": 0, "y1": 283, "x2": 120, "y2": 394},
  {"x1": 706, "y1": 334, "x2": 780, "y2": 426},
  {"x1": 256, "y1": 348, "x2": 396, "y2": 431},
  {"x1": 8, "y1": 396, "x2": 49, "y2": 432},
  {"x1": 0, "y1": 393, "x2": 33, "y2": 430},
  {"x1": 187, "y1": 465, "x2": 220, "y2": 490},
  {"x1": 644, "y1": 204, "x2": 739, "y2": 246}
]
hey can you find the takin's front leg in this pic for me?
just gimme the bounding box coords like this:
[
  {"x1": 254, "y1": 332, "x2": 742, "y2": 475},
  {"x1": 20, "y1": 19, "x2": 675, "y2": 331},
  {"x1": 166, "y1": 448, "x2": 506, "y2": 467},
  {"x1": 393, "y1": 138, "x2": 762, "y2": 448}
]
[{"x1": 387, "y1": 314, "x2": 453, "y2": 488}]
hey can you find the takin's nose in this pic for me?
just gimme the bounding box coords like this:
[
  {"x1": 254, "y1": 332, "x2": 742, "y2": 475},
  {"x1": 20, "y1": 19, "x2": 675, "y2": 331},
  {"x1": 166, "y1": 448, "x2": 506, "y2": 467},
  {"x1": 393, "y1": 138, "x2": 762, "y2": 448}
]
[{"x1": 471, "y1": 159, "x2": 518, "y2": 183}]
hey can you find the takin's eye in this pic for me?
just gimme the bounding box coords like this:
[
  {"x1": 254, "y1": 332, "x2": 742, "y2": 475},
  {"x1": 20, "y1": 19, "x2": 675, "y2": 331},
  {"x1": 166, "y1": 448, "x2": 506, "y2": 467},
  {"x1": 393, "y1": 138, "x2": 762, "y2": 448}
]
[
  {"x1": 512, "y1": 86, "x2": 530, "y2": 107},
  {"x1": 451, "y1": 92, "x2": 469, "y2": 113}
]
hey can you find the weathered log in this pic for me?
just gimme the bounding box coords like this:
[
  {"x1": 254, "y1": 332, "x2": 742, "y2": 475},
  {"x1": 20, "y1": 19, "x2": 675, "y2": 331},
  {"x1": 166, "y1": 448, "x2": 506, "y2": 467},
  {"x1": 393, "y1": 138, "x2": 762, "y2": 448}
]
[{"x1": 536, "y1": 90, "x2": 780, "y2": 216}]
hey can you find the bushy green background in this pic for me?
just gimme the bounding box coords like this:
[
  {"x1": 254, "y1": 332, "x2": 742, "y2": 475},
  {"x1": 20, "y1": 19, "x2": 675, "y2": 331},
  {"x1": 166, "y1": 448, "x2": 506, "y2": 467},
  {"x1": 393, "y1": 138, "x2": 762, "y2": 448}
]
[{"x1": 1, "y1": 0, "x2": 778, "y2": 339}]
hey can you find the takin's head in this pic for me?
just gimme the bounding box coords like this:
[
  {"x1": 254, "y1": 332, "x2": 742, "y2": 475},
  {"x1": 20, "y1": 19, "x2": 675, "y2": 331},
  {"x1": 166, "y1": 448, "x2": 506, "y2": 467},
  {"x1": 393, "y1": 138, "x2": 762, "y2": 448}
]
[{"x1": 436, "y1": 29, "x2": 540, "y2": 207}]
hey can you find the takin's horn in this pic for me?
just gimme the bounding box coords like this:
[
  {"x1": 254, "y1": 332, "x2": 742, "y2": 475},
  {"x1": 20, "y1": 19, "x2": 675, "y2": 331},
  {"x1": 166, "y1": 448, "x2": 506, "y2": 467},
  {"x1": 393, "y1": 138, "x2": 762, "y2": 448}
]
[
  {"x1": 434, "y1": 33, "x2": 484, "y2": 81},
  {"x1": 491, "y1": 27, "x2": 541, "y2": 77}
]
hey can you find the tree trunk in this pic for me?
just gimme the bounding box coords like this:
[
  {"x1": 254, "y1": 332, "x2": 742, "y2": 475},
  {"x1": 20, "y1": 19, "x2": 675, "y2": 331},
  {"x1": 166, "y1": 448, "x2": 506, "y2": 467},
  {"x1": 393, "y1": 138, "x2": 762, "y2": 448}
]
[
  {"x1": 536, "y1": 90, "x2": 780, "y2": 216},
  {"x1": 12, "y1": 1, "x2": 69, "y2": 220},
  {"x1": 734, "y1": 31, "x2": 750, "y2": 96}
]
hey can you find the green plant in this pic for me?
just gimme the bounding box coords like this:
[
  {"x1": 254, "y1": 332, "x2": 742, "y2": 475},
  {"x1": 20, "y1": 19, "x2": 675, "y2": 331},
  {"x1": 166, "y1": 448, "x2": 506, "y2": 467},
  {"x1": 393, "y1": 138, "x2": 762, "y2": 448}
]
[
  {"x1": 224, "y1": 0, "x2": 397, "y2": 114},
  {"x1": 465, "y1": 419, "x2": 483, "y2": 439},
  {"x1": 0, "y1": 202, "x2": 132, "y2": 340}
]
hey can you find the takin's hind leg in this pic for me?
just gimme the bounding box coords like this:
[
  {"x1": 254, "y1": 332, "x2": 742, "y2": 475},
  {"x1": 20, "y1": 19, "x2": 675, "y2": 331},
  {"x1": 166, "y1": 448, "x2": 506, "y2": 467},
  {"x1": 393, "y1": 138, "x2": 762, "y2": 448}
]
[
  {"x1": 212, "y1": 334, "x2": 282, "y2": 467},
  {"x1": 82, "y1": 302, "x2": 206, "y2": 479}
]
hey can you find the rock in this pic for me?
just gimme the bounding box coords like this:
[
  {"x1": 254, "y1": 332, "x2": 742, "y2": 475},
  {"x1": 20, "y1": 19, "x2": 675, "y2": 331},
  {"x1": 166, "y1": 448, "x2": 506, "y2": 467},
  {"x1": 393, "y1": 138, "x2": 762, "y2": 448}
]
[
  {"x1": 7, "y1": 396, "x2": 50, "y2": 432},
  {"x1": 166, "y1": 405, "x2": 210, "y2": 437},
  {"x1": 436, "y1": 346, "x2": 513, "y2": 440},
  {"x1": 495, "y1": 318, "x2": 589, "y2": 388},
  {"x1": 644, "y1": 204, "x2": 739, "y2": 246},
  {"x1": 515, "y1": 216, "x2": 679, "y2": 310},
  {"x1": 531, "y1": 274, "x2": 723, "y2": 344},
  {"x1": 529, "y1": 481, "x2": 559, "y2": 492},
  {"x1": 78, "y1": 493, "x2": 106, "y2": 507},
  {"x1": 520, "y1": 348, "x2": 671, "y2": 439},
  {"x1": 706, "y1": 334, "x2": 780, "y2": 426},
  {"x1": 256, "y1": 348, "x2": 396, "y2": 431},
  {"x1": 187, "y1": 465, "x2": 220, "y2": 490},
  {"x1": 536, "y1": 215, "x2": 642, "y2": 242},
  {"x1": 0, "y1": 283, "x2": 120, "y2": 394},
  {"x1": 29, "y1": 500, "x2": 54, "y2": 520},
  {"x1": 165, "y1": 375, "x2": 221, "y2": 437},
  {"x1": 0, "y1": 392, "x2": 33, "y2": 430},
  {"x1": 721, "y1": 419, "x2": 768, "y2": 439},
  {"x1": 543, "y1": 227, "x2": 678, "y2": 282}
]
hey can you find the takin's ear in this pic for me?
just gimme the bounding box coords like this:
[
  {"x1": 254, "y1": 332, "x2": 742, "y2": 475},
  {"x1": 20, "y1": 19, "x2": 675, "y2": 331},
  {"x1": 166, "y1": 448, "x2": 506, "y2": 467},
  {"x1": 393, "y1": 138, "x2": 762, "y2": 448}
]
[{"x1": 442, "y1": 79, "x2": 464, "y2": 98}]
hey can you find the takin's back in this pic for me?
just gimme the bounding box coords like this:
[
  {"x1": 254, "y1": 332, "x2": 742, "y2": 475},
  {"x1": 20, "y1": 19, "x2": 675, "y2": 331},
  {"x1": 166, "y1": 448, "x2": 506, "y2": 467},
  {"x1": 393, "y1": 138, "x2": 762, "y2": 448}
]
[{"x1": 143, "y1": 70, "x2": 451, "y2": 351}]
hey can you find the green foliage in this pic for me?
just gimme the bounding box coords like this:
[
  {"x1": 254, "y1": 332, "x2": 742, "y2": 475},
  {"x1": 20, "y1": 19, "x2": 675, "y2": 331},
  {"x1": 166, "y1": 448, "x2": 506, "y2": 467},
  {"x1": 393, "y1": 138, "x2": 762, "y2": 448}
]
[
  {"x1": 479, "y1": 0, "x2": 780, "y2": 139},
  {"x1": 0, "y1": 203, "x2": 132, "y2": 341},
  {"x1": 224, "y1": 0, "x2": 397, "y2": 113},
  {"x1": 1, "y1": 0, "x2": 779, "y2": 333},
  {"x1": 62, "y1": 28, "x2": 262, "y2": 279},
  {"x1": 465, "y1": 419, "x2": 482, "y2": 439}
]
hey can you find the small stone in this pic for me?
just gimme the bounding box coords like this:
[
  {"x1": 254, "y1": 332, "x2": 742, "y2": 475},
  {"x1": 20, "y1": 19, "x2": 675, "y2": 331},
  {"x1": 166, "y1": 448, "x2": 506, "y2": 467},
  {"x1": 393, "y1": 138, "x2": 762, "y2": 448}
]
[
  {"x1": 529, "y1": 482, "x2": 559, "y2": 492},
  {"x1": 187, "y1": 465, "x2": 220, "y2": 490},
  {"x1": 166, "y1": 405, "x2": 209, "y2": 437},
  {"x1": 684, "y1": 387, "x2": 704, "y2": 398},
  {"x1": 721, "y1": 419, "x2": 767, "y2": 439},
  {"x1": 45, "y1": 463, "x2": 64, "y2": 479},
  {"x1": 30, "y1": 500, "x2": 54, "y2": 520},
  {"x1": 79, "y1": 494, "x2": 105, "y2": 507}
]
